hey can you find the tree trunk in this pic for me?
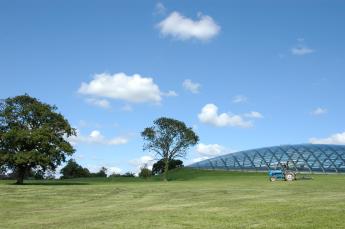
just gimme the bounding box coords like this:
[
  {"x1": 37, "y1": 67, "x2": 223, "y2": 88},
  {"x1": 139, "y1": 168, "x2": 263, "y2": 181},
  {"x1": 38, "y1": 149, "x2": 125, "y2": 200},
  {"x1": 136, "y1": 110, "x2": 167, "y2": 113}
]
[
  {"x1": 15, "y1": 166, "x2": 26, "y2": 185},
  {"x1": 163, "y1": 157, "x2": 169, "y2": 182}
]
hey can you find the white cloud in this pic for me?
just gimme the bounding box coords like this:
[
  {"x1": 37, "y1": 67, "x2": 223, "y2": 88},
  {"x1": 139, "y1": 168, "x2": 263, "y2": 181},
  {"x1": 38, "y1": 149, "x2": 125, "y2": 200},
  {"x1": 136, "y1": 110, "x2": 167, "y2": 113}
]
[
  {"x1": 155, "y1": 2, "x2": 166, "y2": 15},
  {"x1": 245, "y1": 111, "x2": 264, "y2": 119},
  {"x1": 196, "y1": 143, "x2": 226, "y2": 156},
  {"x1": 157, "y1": 11, "x2": 220, "y2": 41},
  {"x1": 78, "y1": 73, "x2": 164, "y2": 104},
  {"x1": 191, "y1": 156, "x2": 209, "y2": 163},
  {"x1": 108, "y1": 137, "x2": 129, "y2": 145},
  {"x1": 232, "y1": 95, "x2": 248, "y2": 104},
  {"x1": 85, "y1": 98, "x2": 111, "y2": 109},
  {"x1": 198, "y1": 104, "x2": 252, "y2": 128},
  {"x1": 310, "y1": 132, "x2": 345, "y2": 145},
  {"x1": 183, "y1": 79, "x2": 201, "y2": 94},
  {"x1": 68, "y1": 130, "x2": 129, "y2": 146},
  {"x1": 161, "y1": 90, "x2": 178, "y2": 97},
  {"x1": 107, "y1": 166, "x2": 122, "y2": 175},
  {"x1": 291, "y1": 46, "x2": 315, "y2": 56},
  {"x1": 290, "y1": 39, "x2": 315, "y2": 56},
  {"x1": 311, "y1": 107, "x2": 327, "y2": 116},
  {"x1": 130, "y1": 155, "x2": 155, "y2": 174}
]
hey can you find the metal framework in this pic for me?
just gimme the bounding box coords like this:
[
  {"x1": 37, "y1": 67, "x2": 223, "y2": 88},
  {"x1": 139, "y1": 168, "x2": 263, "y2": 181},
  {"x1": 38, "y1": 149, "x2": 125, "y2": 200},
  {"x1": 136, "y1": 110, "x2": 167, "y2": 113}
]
[{"x1": 189, "y1": 144, "x2": 345, "y2": 173}]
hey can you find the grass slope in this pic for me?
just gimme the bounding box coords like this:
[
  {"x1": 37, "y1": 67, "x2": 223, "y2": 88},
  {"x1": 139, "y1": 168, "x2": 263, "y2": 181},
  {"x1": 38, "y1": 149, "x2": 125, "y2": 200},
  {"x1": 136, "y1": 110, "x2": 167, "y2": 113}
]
[{"x1": 1, "y1": 168, "x2": 345, "y2": 229}]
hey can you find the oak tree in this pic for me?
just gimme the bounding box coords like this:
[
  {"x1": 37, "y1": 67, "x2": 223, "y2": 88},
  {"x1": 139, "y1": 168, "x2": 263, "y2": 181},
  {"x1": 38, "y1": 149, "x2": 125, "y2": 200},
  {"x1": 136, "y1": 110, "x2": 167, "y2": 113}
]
[{"x1": 0, "y1": 94, "x2": 76, "y2": 184}]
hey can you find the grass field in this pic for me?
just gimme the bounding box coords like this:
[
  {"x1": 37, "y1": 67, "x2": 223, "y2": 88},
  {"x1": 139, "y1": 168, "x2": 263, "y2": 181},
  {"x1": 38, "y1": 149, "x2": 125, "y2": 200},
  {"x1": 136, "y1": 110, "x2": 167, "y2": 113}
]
[{"x1": 1, "y1": 168, "x2": 345, "y2": 229}]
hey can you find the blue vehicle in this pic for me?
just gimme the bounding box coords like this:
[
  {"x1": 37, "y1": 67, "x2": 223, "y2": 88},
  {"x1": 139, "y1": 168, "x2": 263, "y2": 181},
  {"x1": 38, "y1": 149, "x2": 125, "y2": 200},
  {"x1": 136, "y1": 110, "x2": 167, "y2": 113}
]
[{"x1": 268, "y1": 162, "x2": 296, "y2": 182}]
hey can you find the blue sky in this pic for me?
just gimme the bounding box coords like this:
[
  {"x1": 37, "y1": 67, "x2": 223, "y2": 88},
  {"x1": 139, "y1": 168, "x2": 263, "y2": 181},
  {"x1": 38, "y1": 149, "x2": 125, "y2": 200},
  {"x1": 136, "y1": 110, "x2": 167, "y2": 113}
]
[{"x1": 1, "y1": 0, "x2": 345, "y2": 174}]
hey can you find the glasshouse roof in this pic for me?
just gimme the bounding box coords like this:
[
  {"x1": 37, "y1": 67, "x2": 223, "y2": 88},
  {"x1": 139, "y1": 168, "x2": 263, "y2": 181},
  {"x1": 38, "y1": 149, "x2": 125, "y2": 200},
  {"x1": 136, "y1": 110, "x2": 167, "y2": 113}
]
[{"x1": 188, "y1": 144, "x2": 345, "y2": 173}]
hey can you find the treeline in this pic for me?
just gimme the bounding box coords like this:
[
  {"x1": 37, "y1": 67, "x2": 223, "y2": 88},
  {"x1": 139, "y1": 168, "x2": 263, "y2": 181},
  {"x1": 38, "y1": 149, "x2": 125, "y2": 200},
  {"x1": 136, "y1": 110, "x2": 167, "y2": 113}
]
[
  {"x1": 60, "y1": 159, "x2": 135, "y2": 179},
  {"x1": 60, "y1": 159, "x2": 183, "y2": 179},
  {"x1": 0, "y1": 158, "x2": 184, "y2": 180},
  {"x1": 0, "y1": 157, "x2": 186, "y2": 181}
]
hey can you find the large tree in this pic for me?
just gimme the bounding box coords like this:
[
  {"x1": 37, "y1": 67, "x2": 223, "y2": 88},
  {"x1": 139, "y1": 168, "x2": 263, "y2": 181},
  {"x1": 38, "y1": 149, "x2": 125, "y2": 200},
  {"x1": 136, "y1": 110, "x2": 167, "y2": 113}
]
[
  {"x1": 0, "y1": 94, "x2": 76, "y2": 184},
  {"x1": 141, "y1": 117, "x2": 199, "y2": 181}
]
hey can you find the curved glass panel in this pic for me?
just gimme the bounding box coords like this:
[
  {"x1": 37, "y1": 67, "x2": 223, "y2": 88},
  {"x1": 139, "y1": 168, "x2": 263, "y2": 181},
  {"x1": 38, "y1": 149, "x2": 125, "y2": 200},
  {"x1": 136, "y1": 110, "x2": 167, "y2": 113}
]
[{"x1": 188, "y1": 144, "x2": 345, "y2": 173}]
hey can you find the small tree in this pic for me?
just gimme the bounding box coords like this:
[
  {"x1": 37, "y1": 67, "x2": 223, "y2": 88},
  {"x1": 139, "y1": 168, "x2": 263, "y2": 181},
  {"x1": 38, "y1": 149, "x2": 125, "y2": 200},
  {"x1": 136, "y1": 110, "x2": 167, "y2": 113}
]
[
  {"x1": 60, "y1": 159, "x2": 90, "y2": 179},
  {"x1": 139, "y1": 164, "x2": 152, "y2": 179},
  {"x1": 141, "y1": 117, "x2": 199, "y2": 181},
  {"x1": 0, "y1": 94, "x2": 76, "y2": 184},
  {"x1": 152, "y1": 159, "x2": 183, "y2": 175}
]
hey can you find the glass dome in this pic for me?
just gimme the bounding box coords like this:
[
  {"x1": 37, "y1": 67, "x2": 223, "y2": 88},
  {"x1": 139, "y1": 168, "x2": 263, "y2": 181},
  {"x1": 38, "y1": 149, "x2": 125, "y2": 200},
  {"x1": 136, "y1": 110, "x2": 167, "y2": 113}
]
[{"x1": 188, "y1": 144, "x2": 345, "y2": 173}]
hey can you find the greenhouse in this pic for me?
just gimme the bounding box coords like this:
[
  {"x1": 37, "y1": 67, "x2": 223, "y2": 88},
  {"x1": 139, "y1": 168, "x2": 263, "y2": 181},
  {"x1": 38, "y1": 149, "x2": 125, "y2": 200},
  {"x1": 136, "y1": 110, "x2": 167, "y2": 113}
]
[{"x1": 189, "y1": 144, "x2": 345, "y2": 173}]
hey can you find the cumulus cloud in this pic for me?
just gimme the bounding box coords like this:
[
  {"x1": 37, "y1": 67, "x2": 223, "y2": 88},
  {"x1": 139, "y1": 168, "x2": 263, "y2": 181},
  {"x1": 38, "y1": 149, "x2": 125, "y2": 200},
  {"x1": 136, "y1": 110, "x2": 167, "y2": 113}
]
[
  {"x1": 198, "y1": 104, "x2": 253, "y2": 128},
  {"x1": 245, "y1": 111, "x2": 264, "y2": 119},
  {"x1": 78, "y1": 73, "x2": 165, "y2": 104},
  {"x1": 311, "y1": 107, "x2": 327, "y2": 116},
  {"x1": 85, "y1": 98, "x2": 111, "y2": 109},
  {"x1": 183, "y1": 79, "x2": 201, "y2": 93},
  {"x1": 157, "y1": 11, "x2": 220, "y2": 41},
  {"x1": 68, "y1": 130, "x2": 129, "y2": 146},
  {"x1": 309, "y1": 132, "x2": 345, "y2": 145},
  {"x1": 196, "y1": 143, "x2": 226, "y2": 156},
  {"x1": 232, "y1": 95, "x2": 247, "y2": 104}
]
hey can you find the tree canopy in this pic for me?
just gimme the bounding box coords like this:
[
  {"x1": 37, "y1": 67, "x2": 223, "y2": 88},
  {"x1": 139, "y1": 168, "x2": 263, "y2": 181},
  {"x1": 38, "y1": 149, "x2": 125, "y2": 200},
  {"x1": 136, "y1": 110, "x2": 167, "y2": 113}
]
[
  {"x1": 141, "y1": 117, "x2": 199, "y2": 181},
  {"x1": 60, "y1": 159, "x2": 90, "y2": 179},
  {"x1": 152, "y1": 159, "x2": 184, "y2": 175},
  {"x1": 0, "y1": 94, "x2": 76, "y2": 184}
]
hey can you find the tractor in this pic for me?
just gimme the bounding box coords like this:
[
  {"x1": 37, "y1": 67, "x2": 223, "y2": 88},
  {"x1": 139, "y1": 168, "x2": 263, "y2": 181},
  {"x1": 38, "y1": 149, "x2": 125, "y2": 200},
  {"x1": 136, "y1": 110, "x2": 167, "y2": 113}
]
[{"x1": 268, "y1": 161, "x2": 296, "y2": 182}]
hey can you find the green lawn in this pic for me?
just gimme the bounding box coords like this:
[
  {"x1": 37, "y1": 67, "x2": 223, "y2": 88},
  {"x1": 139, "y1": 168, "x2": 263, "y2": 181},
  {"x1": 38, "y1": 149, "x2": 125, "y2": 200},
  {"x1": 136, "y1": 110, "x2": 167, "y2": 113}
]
[{"x1": 1, "y1": 168, "x2": 345, "y2": 229}]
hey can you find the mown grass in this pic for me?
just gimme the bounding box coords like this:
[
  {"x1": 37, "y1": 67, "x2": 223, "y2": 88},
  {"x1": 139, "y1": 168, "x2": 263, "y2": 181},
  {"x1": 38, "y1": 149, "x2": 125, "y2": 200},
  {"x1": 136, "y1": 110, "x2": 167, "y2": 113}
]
[{"x1": 1, "y1": 168, "x2": 345, "y2": 229}]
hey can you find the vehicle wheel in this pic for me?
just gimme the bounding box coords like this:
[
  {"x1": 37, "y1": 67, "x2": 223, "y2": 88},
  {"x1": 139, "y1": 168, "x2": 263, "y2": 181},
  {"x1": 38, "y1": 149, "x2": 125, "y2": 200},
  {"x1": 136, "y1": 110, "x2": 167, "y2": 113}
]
[
  {"x1": 270, "y1": 177, "x2": 276, "y2": 182},
  {"x1": 285, "y1": 172, "x2": 295, "y2": 181}
]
